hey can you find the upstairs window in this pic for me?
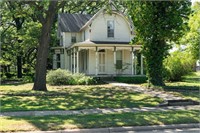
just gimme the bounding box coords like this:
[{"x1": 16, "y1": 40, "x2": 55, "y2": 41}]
[
  {"x1": 107, "y1": 20, "x2": 114, "y2": 38},
  {"x1": 71, "y1": 33, "x2": 76, "y2": 43}
]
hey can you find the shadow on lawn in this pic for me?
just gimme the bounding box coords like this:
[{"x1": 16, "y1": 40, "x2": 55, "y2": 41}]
[
  {"x1": 5, "y1": 110, "x2": 199, "y2": 131},
  {"x1": 1, "y1": 87, "x2": 162, "y2": 112}
]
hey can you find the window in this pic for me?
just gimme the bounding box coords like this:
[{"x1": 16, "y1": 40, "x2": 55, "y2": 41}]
[
  {"x1": 56, "y1": 54, "x2": 61, "y2": 68},
  {"x1": 116, "y1": 50, "x2": 122, "y2": 69},
  {"x1": 107, "y1": 20, "x2": 114, "y2": 37},
  {"x1": 71, "y1": 33, "x2": 76, "y2": 43}
]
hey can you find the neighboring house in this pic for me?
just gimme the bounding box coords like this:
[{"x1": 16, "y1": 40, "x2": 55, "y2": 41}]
[{"x1": 53, "y1": 2, "x2": 144, "y2": 76}]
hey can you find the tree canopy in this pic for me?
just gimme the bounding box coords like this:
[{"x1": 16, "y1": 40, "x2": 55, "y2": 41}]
[{"x1": 127, "y1": 1, "x2": 191, "y2": 86}]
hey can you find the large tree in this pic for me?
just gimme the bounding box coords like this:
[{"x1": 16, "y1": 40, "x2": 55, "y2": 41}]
[
  {"x1": 183, "y1": 2, "x2": 200, "y2": 60},
  {"x1": 127, "y1": 1, "x2": 191, "y2": 86},
  {"x1": 30, "y1": 1, "x2": 60, "y2": 91}
]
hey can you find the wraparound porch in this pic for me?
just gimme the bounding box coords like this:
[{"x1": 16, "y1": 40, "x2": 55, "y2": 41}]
[{"x1": 62, "y1": 45, "x2": 144, "y2": 76}]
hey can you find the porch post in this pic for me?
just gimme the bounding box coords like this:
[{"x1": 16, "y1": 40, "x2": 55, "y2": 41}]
[
  {"x1": 70, "y1": 50, "x2": 72, "y2": 72},
  {"x1": 77, "y1": 47, "x2": 79, "y2": 73},
  {"x1": 131, "y1": 48, "x2": 134, "y2": 75},
  {"x1": 114, "y1": 47, "x2": 116, "y2": 64},
  {"x1": 95, "y1": 47, "x2": 98, "y2": 76},
  {"x1": 134, "y1": 50, "x2": 137, "y2": 75},
  {"x1": 73, "y1": 48, "x2": 76, "y2": 73},
  {"x1": 141, "y1": 54, "x2": 144, "y2": 75}
]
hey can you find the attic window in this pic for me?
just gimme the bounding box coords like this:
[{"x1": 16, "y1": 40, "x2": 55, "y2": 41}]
[
  {"x1": 107, "y1": 20, "x2": 114, "y2": 38},
  {"x1": 71, "y1": 33, "x2": 76, "y2": 43}
]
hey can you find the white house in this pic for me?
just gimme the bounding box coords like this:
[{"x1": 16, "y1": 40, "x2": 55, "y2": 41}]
[{"x1": 53, "y1": 2, "x2": 144, "y2": 77}]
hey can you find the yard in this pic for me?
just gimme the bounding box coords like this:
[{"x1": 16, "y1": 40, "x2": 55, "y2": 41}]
[
  {"x1": 0, "y1": 72, "x2": 199, "y2": 132},
  {"x1": 1, "y1": 110, "x2": 199, "y2": 132},
  {"x1": 0, "y1": 84, "x2": 162, "y2": 112},
  {"x1": 163, "y1": 72, "x2": 200, "y2": 101}
]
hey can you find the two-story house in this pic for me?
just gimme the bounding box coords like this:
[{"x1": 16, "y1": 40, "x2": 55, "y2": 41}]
[{"x1": 53, "y1": 2, "x2": 144, "y2": 76}]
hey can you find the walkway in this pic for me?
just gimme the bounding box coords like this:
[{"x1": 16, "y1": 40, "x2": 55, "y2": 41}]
[
  {"x1": 107, "y1": 82, "x2": 184, "y2": 100},
  {"x1": 1, "y1": 105, "x2": 199, "y2": 117}
]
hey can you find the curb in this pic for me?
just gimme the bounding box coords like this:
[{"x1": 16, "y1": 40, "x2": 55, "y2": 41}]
[{"x1": 16, "y1": 123, "x2": 200, "y2": 133}]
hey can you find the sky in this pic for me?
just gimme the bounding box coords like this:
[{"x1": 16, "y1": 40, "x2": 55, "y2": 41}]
[{"x1": 192, "y1": 0, "x2": 200, "y2": 4}]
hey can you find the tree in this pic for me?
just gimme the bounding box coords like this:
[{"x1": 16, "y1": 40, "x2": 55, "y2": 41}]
[
  {"x1": 1, "y1": 1, "x2": 40, "y2": 80},
  {"x1": 182, "y1": 2, "x2": 200, "y2": 60},
  {"x1": 30, "y1": 1, "x2": 59, "y2": 91},
  {"x1": 127, "y1": 1, "x2": 191, "y2": 86}
]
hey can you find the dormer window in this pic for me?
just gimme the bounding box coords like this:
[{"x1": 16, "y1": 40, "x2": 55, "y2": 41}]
[
  {"x1": 107, "y1": 20, "x2": 114, "y2": 38},
  {"x1": 71, "y1": 33, "x2": 76, "y2": 43}
]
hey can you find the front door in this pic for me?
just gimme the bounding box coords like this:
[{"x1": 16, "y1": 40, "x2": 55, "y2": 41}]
[{"x1": 98, "y1": 51, "x2": 106, "y2": 74}]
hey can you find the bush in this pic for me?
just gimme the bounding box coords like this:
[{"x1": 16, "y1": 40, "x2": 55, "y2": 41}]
[
  {"x1": 46, "y1": 69, "x2": 95, "y2": 85},
  {"x1": 164, "y1": 50, "x2": 195, "y2": 81},
  {"x1": 115, "y1": 76, "x2": 147, "y2": 84}
]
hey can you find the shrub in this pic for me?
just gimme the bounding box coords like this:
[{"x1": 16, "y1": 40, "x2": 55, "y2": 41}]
[
  {"x1": 164, "y1": 50, "x2": 195, "y2": 81},
  {"x1": 46, "y1": 69, "x2": 95, "y2": 85},
  {"x1": 115, "y1": 76, "x2": 147, "y2": 84}
]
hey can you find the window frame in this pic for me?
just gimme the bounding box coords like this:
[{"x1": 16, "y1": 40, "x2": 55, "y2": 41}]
[
  {"x1": 71, "y1": 33, "x2": 77, "y2": 43},
  {"x1": 107, "y1": 20, "x2": 114, "y2": 38}
]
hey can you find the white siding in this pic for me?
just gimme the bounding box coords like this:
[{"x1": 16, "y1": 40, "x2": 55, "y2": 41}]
[
  {"x1": 62, "y1": 32, "x2": 82, "y2": 47},
  {"x1": 63, "y1": 32, "x2": 71, "y2": 47},
  {"x1": 60, "y1": 54, "x2": 65, "y2": 69},
  {"x1": 90, "y1": 13, "x2": 131, "y2": 42},
  {"x1": 106, "y1": 50, "x2": 115, "y2": 74}
]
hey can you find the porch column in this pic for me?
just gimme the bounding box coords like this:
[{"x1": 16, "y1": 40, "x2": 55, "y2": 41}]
[
  {"x1": 77, "y1": 47, "x2": 79, "y2": 73},
  {"x1": 114, "y1": 47, "x2": 116, "y2": 64},
  {"x1": 131, "y1": 48, "x2": 134, "y2": 75},
  {"x1": 95, "y1": 47, "x2": 98, "y2": 75},
  {"x1": 134, "y1": 51, "x2": 137, "y2": 75},
  {"x1": 73, "y1": 48, "x2": 76, "y2": 73},
  {"x1": 70, "y1": 50, "x2": 73, "y2": 72},
  {"x1": 141, "y1": 54, "x2": 144, "y2": 75}
]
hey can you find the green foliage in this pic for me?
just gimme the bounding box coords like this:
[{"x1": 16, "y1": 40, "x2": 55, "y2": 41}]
[
  {"x1": 115, "y1": 76, "x2": 147, "y2": 84},
  {"x1": 46, "y1": 69, "x2": 95, "y2": 85},
  {"x1": 127, "y1": 1, "x2": 191, "y2": 86},
  {"x1": 182, "y1": 2, "x2": 200, "y2": 60},
  {"x1": 164, "y1": 50, "x2": 195, "y2": 81}
]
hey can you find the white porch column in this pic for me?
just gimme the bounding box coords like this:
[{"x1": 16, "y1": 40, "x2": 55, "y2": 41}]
[
  {"x1": 141, "y1": 54, "x2": 144, "y2": 75},
  {"x1": 134, "y1": 51, "x2": 137, "y2": 75},
  {"x1": 77, "y1": 47, "x2": 79, "y2": 73},
  {"x1": 95, "y1": 47, "x2": 98, "y2": 76},
  {"x1": 114, "y1": 47, "x2": 116, "y2": 64},
  {"x1": 70, "y1": 50, "x2": 73, "y2": 72},
  {"x1": 73, "y1": 48, "x2": 76, "y2": 73},
  {"x1": 131, "y1": 48, "x2": 134, "y2": 75}
]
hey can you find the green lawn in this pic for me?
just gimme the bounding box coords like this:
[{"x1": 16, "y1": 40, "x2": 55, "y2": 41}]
[
  {"x1": 0, "y1": 110, "x2": 199, "y2": 132},
  {"x1": 164, "y1": 72, "x2": 200, "y2": 101},
  {"x1": 0, "y1": 84, "x2": 162, "y2": 112}
]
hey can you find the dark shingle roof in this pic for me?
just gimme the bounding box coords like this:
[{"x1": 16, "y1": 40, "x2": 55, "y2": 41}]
[{"x1": 59, "y1": 13, "x2": 93, "y2": 32}]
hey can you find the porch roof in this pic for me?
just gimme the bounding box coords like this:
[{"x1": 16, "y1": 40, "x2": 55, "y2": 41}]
[{"x1": 69, "y1": 40, "x2": 140, "y2": 48}]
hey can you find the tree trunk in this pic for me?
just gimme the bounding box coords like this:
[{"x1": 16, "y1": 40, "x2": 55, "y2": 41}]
[
  {"x1": 145, "y1": 39, "x2": 165, "y2": 86},
  {"x1": 32, "y1": 1, "x2": 58, "y2": 91},
  {"x1": 17, "y1": 56, "x2": 22, "y2": 78}
]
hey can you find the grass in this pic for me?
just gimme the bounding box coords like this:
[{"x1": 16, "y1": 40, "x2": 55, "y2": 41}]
[
  {"x1": 0, "y1": 84, "x2": 162, "y2": 112},
  {"x1": 142, "y1": 72, "x2": 200, "y2": 101},
  {"x1": 0, "y1": 110, "x2": 199, "y2": 132},
  {"x1": 164, "y1": 72, "x2": 200, "y2": 101}
]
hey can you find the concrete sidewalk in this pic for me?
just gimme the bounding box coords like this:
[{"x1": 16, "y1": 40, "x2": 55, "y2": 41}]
[
  {"x1": 1, "y1": 105, "x2": 199, "y2": 117},
  {"x1": 15, "y1": 123, "x2": 200, "y2": 133}
]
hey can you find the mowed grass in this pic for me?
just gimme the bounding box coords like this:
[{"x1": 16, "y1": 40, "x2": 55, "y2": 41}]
[
  {"x1": 0, "y1": 110, "x2": 199, "y2": 132},
  {"x1": 0, "y1": 84, "x2": 162, "y2": 112},
  {"x1": 164, "y1": 72, "x2": 200, "y2": 101}
]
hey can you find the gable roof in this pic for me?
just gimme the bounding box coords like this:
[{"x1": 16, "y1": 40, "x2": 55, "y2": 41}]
[
  {"x1": 58, "y1": 2, "x2": 133, "y2": 33},
  {"x1": 58, "y1": 13, "x2": 92, "y2": 32}
]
